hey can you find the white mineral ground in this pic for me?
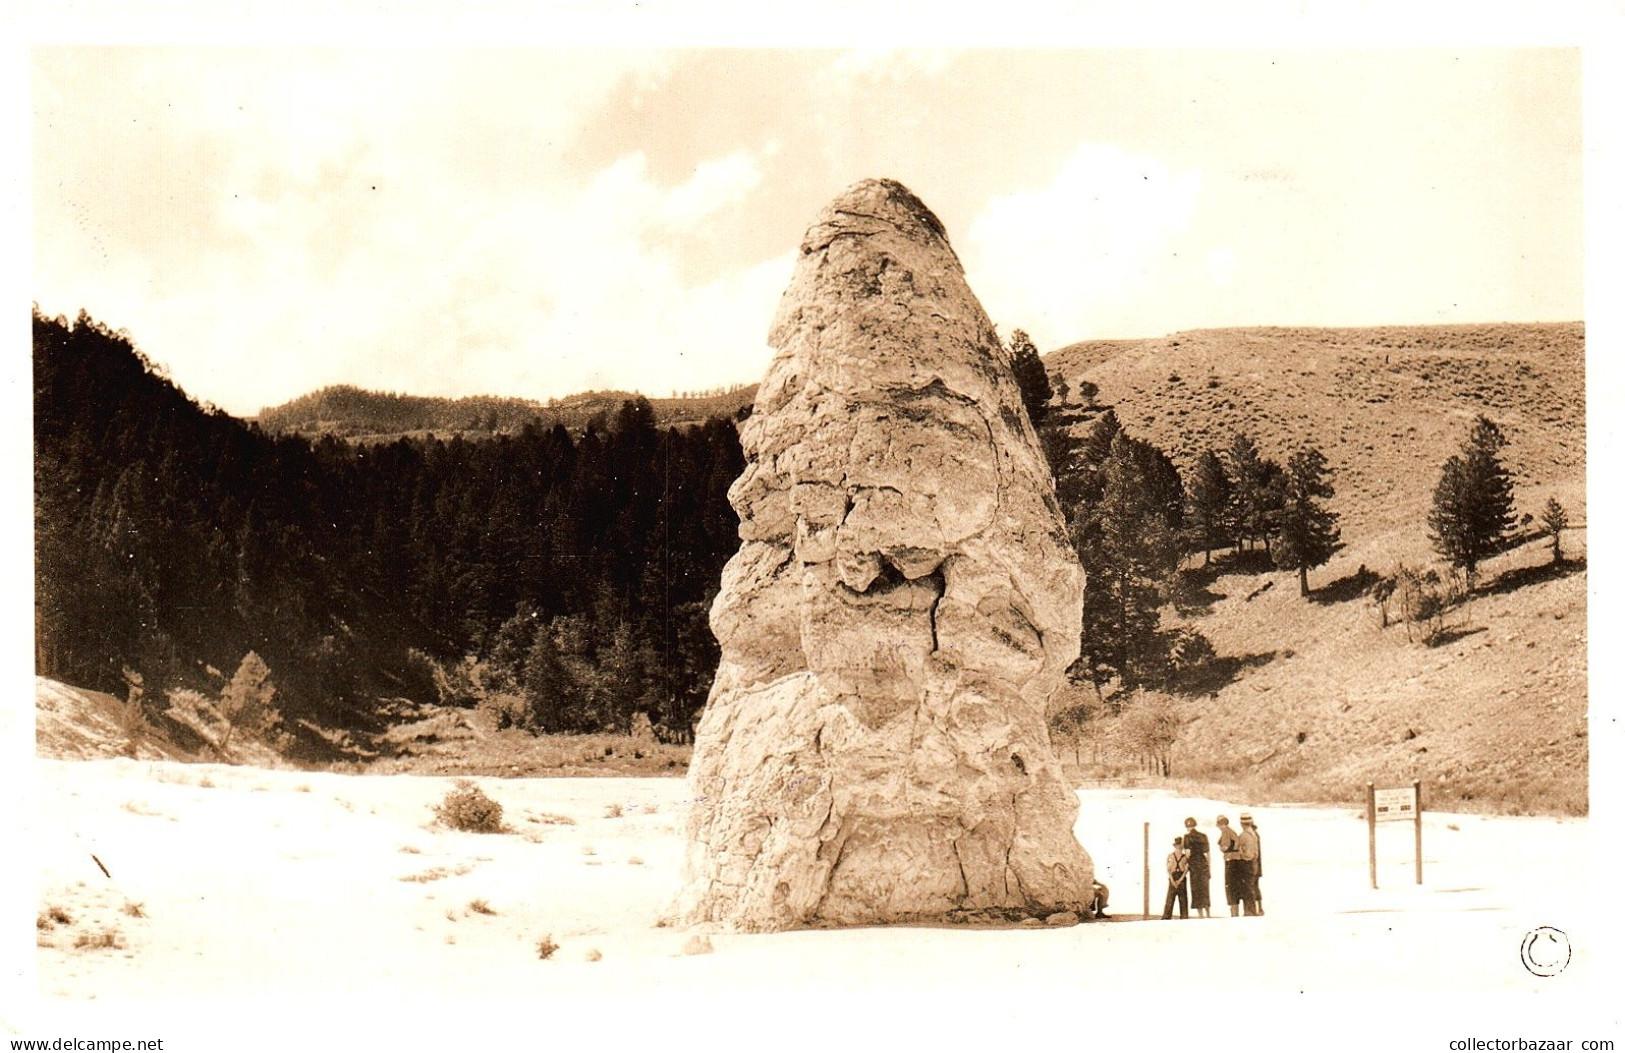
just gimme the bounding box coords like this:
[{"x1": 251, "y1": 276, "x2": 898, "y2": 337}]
[{"x1": 16, "y1": 757, "x2": 1605, "y2": 1050}]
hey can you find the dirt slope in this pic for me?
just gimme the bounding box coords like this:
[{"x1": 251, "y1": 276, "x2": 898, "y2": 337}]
[
  {"x1": 1045, "y1": 323, "x2": 1587, "y2": 815},
  {"x1": 34, "y1": 678, "x2": 192, "y2": 763}
]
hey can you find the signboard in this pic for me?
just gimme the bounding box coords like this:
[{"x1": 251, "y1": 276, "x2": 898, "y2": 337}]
[
  {"x1": 1367, "y1": 781, "x2": 1424, "y2": 889},
  {"x1": 1373, "y1": 786, "x2": 1417, "y2": 821}
]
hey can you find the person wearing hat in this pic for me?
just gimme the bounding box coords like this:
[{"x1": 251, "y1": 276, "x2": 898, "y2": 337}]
[
  {"x1": 1216, "y1": 814, "x2": 1243, "y2": 916},
  {"x1": 1161, "y1": 836, "x2": 1190, "y2": 920},
  {"x1": 1181, "y1": 817, "x2": 1212, "y2": 918},
  {"x1": 1241, "y1": 813, "x2": 1264, "y2": 915},
  {"x1": 1236, "y1": 812, "x2": 1262, "y2": 917}
]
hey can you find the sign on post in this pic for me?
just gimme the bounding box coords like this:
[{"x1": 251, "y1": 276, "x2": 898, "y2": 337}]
[
  {"x1": 1373, "y1": 786, "x2": 1416, "y2": 820},
  {"x1": 1367, "y1": 781, "x2": 1423, "y2": 888}
]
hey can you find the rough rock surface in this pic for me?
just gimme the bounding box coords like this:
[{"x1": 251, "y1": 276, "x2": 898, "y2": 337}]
[{"x1": 678, "y1": 178, "x2": 1093, "y2": 931}]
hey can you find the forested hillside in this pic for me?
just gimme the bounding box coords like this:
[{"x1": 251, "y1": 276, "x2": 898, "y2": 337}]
[
  {"x1": 34, "y1": 310, "x2": 742, "y2": 755},
  {"x1": 34, "y1": 310, "x2": 1587, "y2": 810},
  {"x1": 257, "y1": 382, "x2": 757, "y2": 442}
]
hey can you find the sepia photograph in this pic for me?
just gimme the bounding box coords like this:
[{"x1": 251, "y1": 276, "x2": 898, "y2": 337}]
[{"x1": 8, "y1": 8, "x2": 1622, "y2": 1051}]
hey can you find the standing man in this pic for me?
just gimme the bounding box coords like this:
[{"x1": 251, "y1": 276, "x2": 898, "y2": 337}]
[
  {"x1": 1241, "y1": 813, "x2": 1263, "y2": 915},
  {"x1": 1182, "y1": 817, "x2": 1212, "y2": 918},
  {"x1": 1161, "y1": 836, "x2": 1190, "y2": 920},
  {"x1": 1216, "y1": 814, "x2": 1242, "y2": 916},
  {"x1": 1236, "y1": 811, "x2": 1262, "y2": 917}
]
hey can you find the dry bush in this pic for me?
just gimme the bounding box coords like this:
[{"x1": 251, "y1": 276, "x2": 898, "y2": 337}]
[
  {"x1": 1393, "y1": 563, "x2": 1468, "y2": 644},
  {"x1": 37, "y1": 906, "x2": 73, "y2": 930},
  {"x1": 433, "y1": 780, "x2": 504, "y2": 833},
  {"x1": 467, "y1": 898, "x2": 497, "y2": 916},
  {"x1": 535, "y1": 934, "x2": 560, "y2": 960},
  {"x1": 163, "y1": 651, "x2": 291, "y2": 763},
  {"x1": 399, "y1": 864, "x2": 473, "y2": 883},
  {"x1": 74, "y1": 927, "x2": 125, "y2": 951},
  {"x1": 1115, "y1": 692, "x2": 1185, "y2": 777},
  {"x1": 115, "y1": 668, "x2": 150, "y2": 758},
  {"x1": 478, "y1": 692, "x2": 530, "y2": 731}
]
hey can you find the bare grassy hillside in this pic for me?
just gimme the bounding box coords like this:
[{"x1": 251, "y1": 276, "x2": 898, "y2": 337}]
[
  {"x1": 1048, "y1": 323, "x2": 1584, "y2": 565},
  {"x1": 1047, "y1": 323, "x2": 1587, "y2": 815}
]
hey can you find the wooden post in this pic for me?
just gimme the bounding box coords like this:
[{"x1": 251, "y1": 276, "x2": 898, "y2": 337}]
[
  {"x1": 1367, "y1": 783, "x2": 1378, "y2": 889},
  {"x1": 1143, "y1": 821, "x2": 1150, "y2": 919},
  {"x1": 1413, "y1": 779, "x2": 1423, "y2": 885}
]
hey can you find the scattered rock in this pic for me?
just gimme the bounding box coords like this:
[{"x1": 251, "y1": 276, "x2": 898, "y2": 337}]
[{"x1": 1045, "y1": 911, "x2": 1080, "y2": 927}]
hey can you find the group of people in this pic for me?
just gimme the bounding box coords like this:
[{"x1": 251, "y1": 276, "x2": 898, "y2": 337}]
[{"x1": 1163, "y1": 812, "x2": 1263, "y2": 919}]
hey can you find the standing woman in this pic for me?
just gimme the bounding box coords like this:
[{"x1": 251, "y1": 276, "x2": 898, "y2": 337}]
[{"x1": 1182, "y1": 817, "x2": 1212, "y2": 918}]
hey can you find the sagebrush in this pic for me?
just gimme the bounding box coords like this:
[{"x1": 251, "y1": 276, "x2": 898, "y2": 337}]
[{"x1": 434, "y1": 780, "x2": 504, "y2": 833}]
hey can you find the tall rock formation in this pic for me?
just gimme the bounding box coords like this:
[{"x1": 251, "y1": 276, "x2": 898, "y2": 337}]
[{"x1": 678, "y1": 178, "x2": 1092, "y2": 931}]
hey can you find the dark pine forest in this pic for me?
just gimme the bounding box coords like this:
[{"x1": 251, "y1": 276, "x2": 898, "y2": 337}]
[{"x1": 34, "y1": 310, "x2": 744, "y2": 753}]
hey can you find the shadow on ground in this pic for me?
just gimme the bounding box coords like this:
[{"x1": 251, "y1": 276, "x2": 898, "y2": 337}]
[
  {"x1": 1427, "y1": 626, "x2": 1488, "y2": 648},
  {"x1": 1309, "y1": 564, "x2": 1379, "y2": 606},
  {"x1": 1477, "y1": 556, "x2": 1585, "y2": 599},
  {"x1": 1173, "y1": 651, "x2": 1279, "y2": 696}
]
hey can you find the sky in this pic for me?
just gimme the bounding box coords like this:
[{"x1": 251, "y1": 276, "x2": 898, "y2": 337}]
[{"x1": 30, "y1": 46, "x2": 1585, "y2": 418}]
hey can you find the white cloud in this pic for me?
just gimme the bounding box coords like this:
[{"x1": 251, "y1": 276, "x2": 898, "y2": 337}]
[
  {"x1": 33, "y1": 51, "x2": 788, "y2": 415},
  {"x1": 657, "y1": 151, "x2": 767, "y2": 231},
  {"x1": 961, "y1": 143, "x2": 1204, "y2": 346},
  {"x1": 187, "y1": 141, "x2": 783, "y2": 410}
]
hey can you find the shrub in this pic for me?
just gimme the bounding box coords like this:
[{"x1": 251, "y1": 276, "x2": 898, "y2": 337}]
[
  {"x1": 1393, "y1": 562, "x2": 1468, "y2": 644},
  {"x1": 37, "y1": 906, "x2": 73, "y2": 930},
  {"x1": 478, "y1": 692, "x2": 529, "y2": 731},
  {"x1": 115, "y1": 667, "x2": 149, "y2": 758},
  {"x1": 467, "y1": 898, "x2": 497, "y2": 916},
  {"x1": 418, "y1": 651, "x2": 492, "y2": 708},
  {"x1": 74, "y1": 927, "x2": 125, "y2": 950},
  {"x1": 536, "y1": 934, "x2": 559, "y2": 960},
  {"x1": 163, "y1": 651, "x2": 291, "y2": 762},
  {"x1": 434, "y1": 780, "x2": 504, "y2": 833},
  {"x1": 1115, "y1": 692, "x2": 1185, "y2": 777}
]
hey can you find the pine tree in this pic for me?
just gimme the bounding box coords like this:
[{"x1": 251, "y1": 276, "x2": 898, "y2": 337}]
[
  {"x1": 1225, "y1": 433, "x2": 1269, "y2": 551},
  {"x1": 1076, "y1": 431, "x2": 1185, "y2": 701},
  {"x1": 1272, "y1": 447, "x2": 1341, "y2": 596},
  {"x1": 216, "y1": 651, "x2": 282, "y2": 755},
  {"x1": 521, "y1": 625, "x2": 576, "y2": 731},
  {"x1": 1185, "y1": 450, "x2": 1233, "y2": 565},
  {"x1": 1007, "y1": 328, "x2": 1053, "y2": 429},
  {"x1": 1539, "y1": 497, "x2": 1570, "y2": 565},
  {"x1": 1427, "y1": 415, "x2": 1516, "y2": 585}
]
